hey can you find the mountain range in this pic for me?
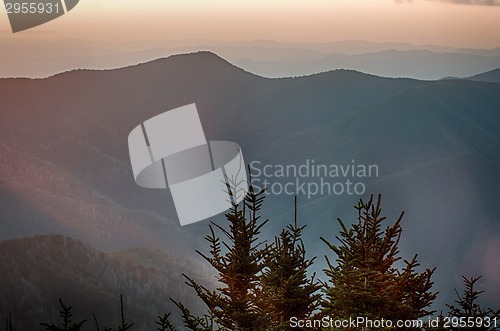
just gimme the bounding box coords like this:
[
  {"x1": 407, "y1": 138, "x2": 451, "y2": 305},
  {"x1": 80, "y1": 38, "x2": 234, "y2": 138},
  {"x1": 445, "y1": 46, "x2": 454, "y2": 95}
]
[
  {"x1": 469, "y1": 68, "x2": 500, "y2": 83},
  {"x1": 236, "y1": 49, "x2": 500, "y2": 80},
  {"x1": 2, "y1": 39, "x2": 500, "y2": 79},
  {"x1": 0, "y1": 234, "x2": 213, "y2": 330},
  {"x1": 0, "y1": 52, "x2": 499, "y2": 319}
]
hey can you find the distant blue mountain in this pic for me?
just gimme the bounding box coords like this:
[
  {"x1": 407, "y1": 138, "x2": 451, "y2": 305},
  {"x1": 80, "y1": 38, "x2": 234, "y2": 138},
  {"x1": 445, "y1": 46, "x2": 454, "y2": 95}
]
[
  {"x1": 1, "y1": 52, "x2": 499, "y2": 314},
  {"x1": 467, "y1": 68, "x2": 500, "y2": 83},
  {"x1": 236, "y1": 49, "x2": 500, "y2": 80}
]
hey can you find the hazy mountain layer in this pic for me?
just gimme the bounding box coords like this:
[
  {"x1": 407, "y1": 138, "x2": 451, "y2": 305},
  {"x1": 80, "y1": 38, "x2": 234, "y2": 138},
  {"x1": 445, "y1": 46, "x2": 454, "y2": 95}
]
[
  {"x1": 236, "y1": 49, "x2": 500, "y2": 80},
  {"x1": 0, "y1": 234, "x2": 214, "y2": 330},
  {"x1": 0, "y1": 52, "x2": 499, "y2": 312},
  {"x1": 468, "y1": 68, "x2": 500, "y2": 83},
  {"x1": 2, "y1": 39, "x2": 500, "y2": 79}
]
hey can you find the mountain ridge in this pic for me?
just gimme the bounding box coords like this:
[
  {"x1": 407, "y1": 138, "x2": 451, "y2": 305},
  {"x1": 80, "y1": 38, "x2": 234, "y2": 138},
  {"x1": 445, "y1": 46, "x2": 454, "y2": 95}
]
[
  {"x1": 467, "y1": 67, "x2": 500, "y2": 83},
  {"x1": 3, "y1": 39, "x2": 500, "y2": 79},
  {"x1": 0, "y1": 234, "x2": 215, "y2": 329},
  {"x1": 1, "y1": 51, "x2": 499, "y2": 312}
]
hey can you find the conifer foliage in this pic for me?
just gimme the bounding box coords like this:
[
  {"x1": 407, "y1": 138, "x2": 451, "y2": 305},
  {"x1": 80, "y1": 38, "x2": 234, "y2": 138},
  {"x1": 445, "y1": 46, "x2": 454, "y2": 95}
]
[
  {"x1": 166, "y1": 170, "x2": 322, "y2": 330},
  {"x1": 446, "y1": 276, "x2": 496, "y2": 331},
  {"x1": 10, "y1": 191, "x2": 500, "y2": 329},
  {"x1": 258, "y1": 196, "x2": 321, "y2": 329},
  {"x1": 320, "y1": 194, "x2": 437, "y2": 322},
  {"x1": 8, "y1": 190, "x2": 500, "y2": 329},
  {"x1": 173, "y1": 181, "x2": 270, "y2": 330},
  {"x1": 156, "y1": 313, "x2": 176, "y2": 331},
  {"x1": 40, "y1": 299, "x2": 86, "y2": 331}
]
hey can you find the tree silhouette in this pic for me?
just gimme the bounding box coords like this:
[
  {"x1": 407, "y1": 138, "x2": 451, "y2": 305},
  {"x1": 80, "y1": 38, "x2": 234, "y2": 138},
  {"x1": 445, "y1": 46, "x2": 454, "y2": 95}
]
[
  {"x1": 156, "y1": 313, "x2": 176, "y2": 331},
  {"x1": 169, "y1": 176, "x2": 270, "y2": 330},
  {"x1": 117, "y1": 294, "x2": 134, "y2": 331},
  {"x1": 258, "y1": 196, "x2": 321, "y2": 330},
  {"x1": 446, "y1": 275, "x2": 496, "y2": 331},
  {"x1": 5, "y1": 312, "x2": 13, "y2": 331},
  {"x1": 40, "y1": 295, "x2": 134, "y2": 331},
  {"x1": 320, "y1": 194, "x2": 437, "y2": 326},
  {"x1": 40, "y1": 299, "x2": 86, "y2": 331}
]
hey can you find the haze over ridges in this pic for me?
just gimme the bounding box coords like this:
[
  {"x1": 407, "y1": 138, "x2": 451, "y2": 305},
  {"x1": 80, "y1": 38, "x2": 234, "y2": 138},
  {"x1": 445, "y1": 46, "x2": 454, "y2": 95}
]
[{"x1": 1, "y1": 52, "x2": 499, "y2": 309}]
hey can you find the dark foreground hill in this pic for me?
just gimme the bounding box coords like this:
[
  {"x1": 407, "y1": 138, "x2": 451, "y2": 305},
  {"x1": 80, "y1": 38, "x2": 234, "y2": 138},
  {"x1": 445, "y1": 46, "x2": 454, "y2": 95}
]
[
  {"x1": 0, "y1": 234, "x2": 213, "y2": 330},
  {"x1": 0, "y1": 52, "x2": 499, "y2": 311}
]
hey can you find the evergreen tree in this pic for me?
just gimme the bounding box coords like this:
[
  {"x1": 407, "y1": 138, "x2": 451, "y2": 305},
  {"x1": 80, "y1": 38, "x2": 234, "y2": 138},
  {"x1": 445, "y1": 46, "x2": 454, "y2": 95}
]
[
  {"x1": 91, "y1": 294, "x2": 134, "y2": 331},
  {"x1": 320, "y1": 194, "x2": 437, "y2": 327},
  {"x1": 394, "y1": 254, "x2": 437, "y2": 320},
  {"x1": 40, "y1": 299, "x2": 86, "y2": 331},
  {"x1": 5, "y1": 312, "x2": 13, "y2": 331},
  {"x1": 258, "y1": 196, "x2": 321, "y2": 330},
  {"x1": 171, "y1": 175, "x2": 270, "y2": 330},
  {"x1": 167, "y1": 298, "x2": 222, "y2": 331},
  {"x1": 156, "y1": 313, "x2": 176, "y2": 331},
  {"x1": 117, "y1": 294, "x2": 134, "y2": 331},
  {"x1": 446, "y1": 275, "x2": 495, "y2": 331}
]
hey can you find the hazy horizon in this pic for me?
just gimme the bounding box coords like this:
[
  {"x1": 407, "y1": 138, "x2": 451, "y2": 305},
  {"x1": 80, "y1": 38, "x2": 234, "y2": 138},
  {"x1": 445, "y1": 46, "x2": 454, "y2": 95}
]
[
  {"x1": 1, "y1": 0, "x2": 499, "y2": 48},
  {"x1": 1, "y1": 38, "x2": 499, "y2": 80},
  {"x1": 2, "y1": 0, "x2": 499, "y2": 79}
]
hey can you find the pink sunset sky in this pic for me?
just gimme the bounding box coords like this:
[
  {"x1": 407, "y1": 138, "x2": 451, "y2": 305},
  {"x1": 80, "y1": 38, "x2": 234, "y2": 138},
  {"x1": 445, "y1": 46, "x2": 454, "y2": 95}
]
[{"x1": 1, "y1": 0, "x2": 499, "y2": 48}]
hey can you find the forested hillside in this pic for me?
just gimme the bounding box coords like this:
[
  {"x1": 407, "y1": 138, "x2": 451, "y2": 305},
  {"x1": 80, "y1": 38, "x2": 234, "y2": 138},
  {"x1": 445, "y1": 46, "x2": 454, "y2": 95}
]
[{"x1": 0, "y1": 235, "x2": 213, "y2": 330}]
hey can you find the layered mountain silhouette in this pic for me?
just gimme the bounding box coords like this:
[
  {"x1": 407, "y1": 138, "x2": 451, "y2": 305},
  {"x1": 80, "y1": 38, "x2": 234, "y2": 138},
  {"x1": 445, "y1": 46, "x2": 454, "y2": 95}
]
[
  {"x1": 0, "y1": 234, "x2": 213, "y2": 329},
  {"x1": 468, "y1": 67, "x2": 500, "y2": 83},
  {"x1": 1, "y1": 52, "x2": 499, "y2": 316},
  {"x1": 2, "y1": 39, "x2": 500, "y2": 79},
  {"x1": 235, "y1": 49, "x2": 500, "y2": 80}
]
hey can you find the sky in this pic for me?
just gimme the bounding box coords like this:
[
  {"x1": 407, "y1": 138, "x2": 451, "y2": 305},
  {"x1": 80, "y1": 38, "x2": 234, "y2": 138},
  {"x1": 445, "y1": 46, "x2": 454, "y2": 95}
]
[{"x1": 1, "y1": 0, "x2": 499, "y2": 48}]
